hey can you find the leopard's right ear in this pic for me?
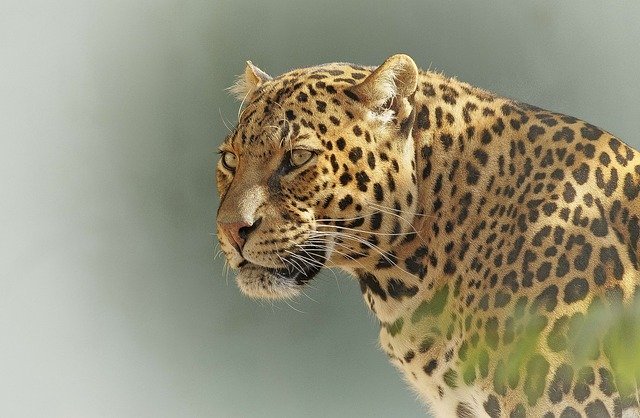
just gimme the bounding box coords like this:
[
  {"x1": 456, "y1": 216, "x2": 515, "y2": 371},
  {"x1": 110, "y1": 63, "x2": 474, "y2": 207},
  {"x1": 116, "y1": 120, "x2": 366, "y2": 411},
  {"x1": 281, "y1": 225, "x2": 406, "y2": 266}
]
[
  {"x1": 346, "y1": 54, "x2": 418, "y2": 126},
  {"x1": 227, "y1": 61, "x2": 272, "y2": 101}
]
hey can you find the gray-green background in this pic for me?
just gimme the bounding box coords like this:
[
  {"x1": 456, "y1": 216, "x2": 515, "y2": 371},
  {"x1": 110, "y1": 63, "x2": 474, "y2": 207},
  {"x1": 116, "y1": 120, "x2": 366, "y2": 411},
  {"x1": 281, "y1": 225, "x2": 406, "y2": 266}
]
[{"x1": 1, "y1": 1, "x2": 639, "y2": 417}]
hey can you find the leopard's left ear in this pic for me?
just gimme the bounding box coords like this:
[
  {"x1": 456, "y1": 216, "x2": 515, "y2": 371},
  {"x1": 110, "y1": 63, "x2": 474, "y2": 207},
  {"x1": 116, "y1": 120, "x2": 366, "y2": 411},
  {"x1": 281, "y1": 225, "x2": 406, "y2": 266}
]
[
  {"x1": 346, "y1": 54, "x2": 418, "y2": 120},
  {"x1": 228, "y1": 61, "x2": 272, "y2": 101}
]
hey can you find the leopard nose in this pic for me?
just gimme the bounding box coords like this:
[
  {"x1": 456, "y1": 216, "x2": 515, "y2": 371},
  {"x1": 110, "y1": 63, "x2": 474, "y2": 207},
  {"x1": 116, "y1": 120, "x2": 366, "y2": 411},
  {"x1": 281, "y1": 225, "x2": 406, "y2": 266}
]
[{"x1": 219, "y1": 217, "x2": 263, "y2": 252}]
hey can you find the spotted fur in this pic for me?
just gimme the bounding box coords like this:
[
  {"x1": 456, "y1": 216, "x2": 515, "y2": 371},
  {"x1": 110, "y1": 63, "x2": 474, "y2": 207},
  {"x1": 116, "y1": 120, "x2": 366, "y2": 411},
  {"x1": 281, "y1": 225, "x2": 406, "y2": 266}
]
[{"x1": 216, "y1": 54, "x2": 640, "y2": 417}]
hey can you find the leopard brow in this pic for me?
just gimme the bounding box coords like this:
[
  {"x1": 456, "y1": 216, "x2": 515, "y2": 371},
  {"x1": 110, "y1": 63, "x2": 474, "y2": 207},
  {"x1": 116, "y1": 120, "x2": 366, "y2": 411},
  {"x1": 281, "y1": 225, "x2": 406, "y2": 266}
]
[{"x1": 280, "y1": 133, "x2": 312, "y2": 149}]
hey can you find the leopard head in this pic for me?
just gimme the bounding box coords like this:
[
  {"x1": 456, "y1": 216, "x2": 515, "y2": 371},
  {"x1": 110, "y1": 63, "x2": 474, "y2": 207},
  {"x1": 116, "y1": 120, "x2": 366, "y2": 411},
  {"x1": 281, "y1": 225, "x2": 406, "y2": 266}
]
[{"x1": 216, "y1": 54, "x2": 420, "y2": 299}]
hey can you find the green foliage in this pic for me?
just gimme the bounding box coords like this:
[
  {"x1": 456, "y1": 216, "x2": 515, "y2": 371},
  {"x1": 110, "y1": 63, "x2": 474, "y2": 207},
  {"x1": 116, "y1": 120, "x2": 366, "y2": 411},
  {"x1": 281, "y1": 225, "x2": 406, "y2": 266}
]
[
  {"x1": 568, "y1": 294, "x2": 640, "y2": 397},
  {"x1": 459, "y1": 292, "x2": 640, "y2": 400}
]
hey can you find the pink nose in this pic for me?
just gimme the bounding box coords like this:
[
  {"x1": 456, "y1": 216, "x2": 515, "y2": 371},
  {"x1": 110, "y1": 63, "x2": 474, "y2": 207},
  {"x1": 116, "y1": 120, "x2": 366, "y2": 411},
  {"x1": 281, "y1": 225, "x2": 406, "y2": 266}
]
[{"x1": 219, "y1": 218, "x2": 262, "y2": 253}]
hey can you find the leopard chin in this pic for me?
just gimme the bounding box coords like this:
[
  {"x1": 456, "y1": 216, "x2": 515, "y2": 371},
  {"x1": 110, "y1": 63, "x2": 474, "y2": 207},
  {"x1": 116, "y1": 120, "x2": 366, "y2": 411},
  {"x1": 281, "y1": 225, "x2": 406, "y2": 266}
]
[{"x1": 235, "y1": 246, "x2": 327, "y2": 299}]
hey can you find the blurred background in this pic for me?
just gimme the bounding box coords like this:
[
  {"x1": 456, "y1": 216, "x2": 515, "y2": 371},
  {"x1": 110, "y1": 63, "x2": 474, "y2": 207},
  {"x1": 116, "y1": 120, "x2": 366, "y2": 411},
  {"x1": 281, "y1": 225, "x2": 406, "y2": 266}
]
[{"x1": 1, "y1": 1, "x2": 639, "y2": 417}]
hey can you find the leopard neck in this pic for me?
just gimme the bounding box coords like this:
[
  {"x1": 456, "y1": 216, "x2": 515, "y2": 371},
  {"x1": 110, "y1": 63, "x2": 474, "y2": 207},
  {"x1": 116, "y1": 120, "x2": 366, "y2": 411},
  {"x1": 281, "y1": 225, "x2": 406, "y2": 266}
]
[{"x1": 359, "y1": 71, "x2": 518, "y2": 325}]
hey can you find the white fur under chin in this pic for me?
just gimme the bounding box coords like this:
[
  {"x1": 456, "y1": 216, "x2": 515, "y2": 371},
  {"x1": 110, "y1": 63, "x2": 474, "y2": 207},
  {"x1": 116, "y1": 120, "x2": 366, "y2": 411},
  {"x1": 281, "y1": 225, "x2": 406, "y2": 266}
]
[{"x1": 235, "y1": 267, "x2": 301, "y2": 299}]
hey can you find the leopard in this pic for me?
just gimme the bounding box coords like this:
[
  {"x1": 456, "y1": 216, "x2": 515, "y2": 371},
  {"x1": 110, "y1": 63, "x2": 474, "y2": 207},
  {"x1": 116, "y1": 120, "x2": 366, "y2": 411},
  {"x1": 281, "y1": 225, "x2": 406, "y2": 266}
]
[{"x1": 215, "y1": 54, "x2": 640, "y2": 417}]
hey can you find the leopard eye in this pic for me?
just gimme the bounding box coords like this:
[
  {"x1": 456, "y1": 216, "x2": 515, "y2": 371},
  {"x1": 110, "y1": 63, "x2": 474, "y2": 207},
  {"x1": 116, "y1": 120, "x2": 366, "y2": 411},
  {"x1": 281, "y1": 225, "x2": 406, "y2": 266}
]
[
  {"x1": 290, "y1": 149, "x2": 314, "y2": 167},
  {"x1": 221, "y1": 151, "x2": 238, "y2": 170}
]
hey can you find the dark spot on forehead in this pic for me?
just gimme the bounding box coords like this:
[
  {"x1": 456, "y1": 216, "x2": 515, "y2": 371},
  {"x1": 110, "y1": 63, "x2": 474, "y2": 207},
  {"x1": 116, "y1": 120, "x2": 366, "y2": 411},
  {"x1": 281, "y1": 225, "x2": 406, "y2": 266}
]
[
  {"x1": 315, "y1": 100, "x2": 327, "y2": 112},
  {"x1": 285, "y1": 109, "x2": 296, "y2": 120}
]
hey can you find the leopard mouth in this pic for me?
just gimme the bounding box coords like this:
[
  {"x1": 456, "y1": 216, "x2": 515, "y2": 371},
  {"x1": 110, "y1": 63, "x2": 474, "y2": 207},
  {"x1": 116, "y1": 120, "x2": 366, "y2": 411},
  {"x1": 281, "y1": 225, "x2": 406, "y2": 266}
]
[{"x1": 235, "y1": 243, "x2": 327, "y2": 298}]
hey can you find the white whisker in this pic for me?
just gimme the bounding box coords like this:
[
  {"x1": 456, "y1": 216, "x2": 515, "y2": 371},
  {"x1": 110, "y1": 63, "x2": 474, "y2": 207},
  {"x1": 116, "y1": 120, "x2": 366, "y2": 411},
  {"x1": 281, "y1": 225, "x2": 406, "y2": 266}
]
[
  {"x1": 282, "y1": 298, "x2": 306, "y2": 314},
  {"x1": 368, "y1": 201, "x2": 433, "y2": 219},
  {"x1": 282, "y1": 251, "x2": 312, "y2": 276},
  {"x1": 310, "y1": 230, "x2": 420, "y2": 281},
  {"x1": 218, "y1": 108, "x2": 233, "y2": 133},
  {"x1": 237, "y1": 89, "x2": 252, "y2": 122},
  {"x1": 316, "y1": 223, "x2": 417, "y2": 237}
]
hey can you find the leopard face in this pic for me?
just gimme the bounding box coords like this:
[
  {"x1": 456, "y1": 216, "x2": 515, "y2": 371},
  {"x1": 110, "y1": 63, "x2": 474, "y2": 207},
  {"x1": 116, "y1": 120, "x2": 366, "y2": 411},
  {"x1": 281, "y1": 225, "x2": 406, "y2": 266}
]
[{"x1": 216, "y1": 57, "x2": 419, "y2": 299}]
